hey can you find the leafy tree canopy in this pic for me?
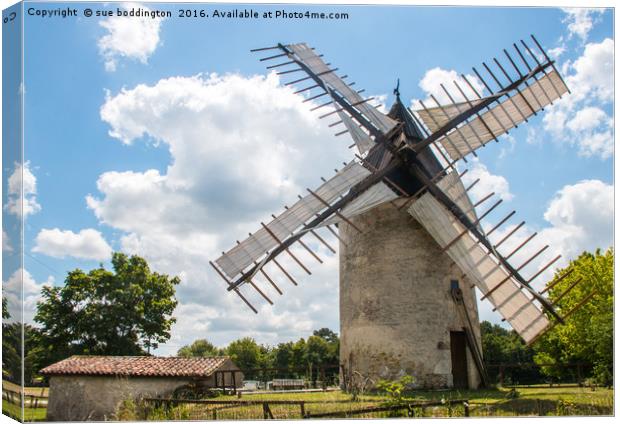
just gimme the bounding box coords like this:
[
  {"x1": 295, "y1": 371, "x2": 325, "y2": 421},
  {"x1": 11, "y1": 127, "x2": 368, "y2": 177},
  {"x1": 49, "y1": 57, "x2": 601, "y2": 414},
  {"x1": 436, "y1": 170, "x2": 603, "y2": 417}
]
[
  {"x1": 533, "y1": 248, "x2": 613, "y2": 384},
  {"x1": 34, "y1": 252, "x2": 179, "y2": 368},
  {"x1": 225, "y1": 337, "x2": 263, "y2": 371},
  {"x1": 481, "y1": 321, "x2": 535, "y2": 364},
  {"x1": 177, "y1": 339, "x2": 222, "y2": 358},
  {"x1": 313, "y1": 328, "x2": 339, "y2": 344}
]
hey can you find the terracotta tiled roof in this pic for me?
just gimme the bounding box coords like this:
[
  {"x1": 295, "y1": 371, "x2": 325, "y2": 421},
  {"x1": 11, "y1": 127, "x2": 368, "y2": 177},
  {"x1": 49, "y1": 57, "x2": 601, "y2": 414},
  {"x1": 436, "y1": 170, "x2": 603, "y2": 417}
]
[{"x1": 40, "y1": 356, "x2": 234, "y2": 378}]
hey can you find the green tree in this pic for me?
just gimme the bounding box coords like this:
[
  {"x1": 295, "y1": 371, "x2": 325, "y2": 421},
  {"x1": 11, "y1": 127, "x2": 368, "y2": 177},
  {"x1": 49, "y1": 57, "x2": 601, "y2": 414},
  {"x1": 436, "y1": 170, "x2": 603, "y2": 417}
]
[
  {"x1": 225, "y1": 337, "x2": 263, "y2": 373},
  {"x1": 306, "y1": 335, "x2": 330, "y2": 366},
  {"x1": 273, "y1": 342, "x2": 294, "y2": 369},
  {"x1": 480, "y1": 321, "x2": 539, "y2": 384},
  {"x1": 2, "y1": 321, "x2": 45, "y2": 384},
  {"x1": 2, "y1": 296, "x2": 8, "y2": 319},
  {"x1": 291, "y1": 338, "x2": 307, "y2": 373},
  {"x1": 313, "y1": 328, "x2": 338, "y2": 344},
  {"x1": 177, "y1": 339, "x2": 222, "y2": 357},
  {"x1": 35, "y1": 253, "x2": 179, "y2": 368},
  {"x1": 481, "y1": 321, "x2": 535, "y2": 364},
  {"x1": 533, "y1": 248, "x2": 613, "y2": 385}
]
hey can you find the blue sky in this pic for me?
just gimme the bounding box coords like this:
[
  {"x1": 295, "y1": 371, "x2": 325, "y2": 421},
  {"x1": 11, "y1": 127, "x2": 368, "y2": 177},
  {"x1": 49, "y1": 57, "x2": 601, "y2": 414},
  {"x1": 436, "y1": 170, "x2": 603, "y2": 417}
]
[{"x1": 2, "y1": 2, "x2": 614, "y2": 354}]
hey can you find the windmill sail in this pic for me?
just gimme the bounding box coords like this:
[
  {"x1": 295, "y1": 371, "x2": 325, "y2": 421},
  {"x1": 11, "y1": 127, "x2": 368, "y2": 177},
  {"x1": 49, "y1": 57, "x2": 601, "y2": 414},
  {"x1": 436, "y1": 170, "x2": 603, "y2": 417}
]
[
  {"x1": 320, "y1": 169, "x2": 475, "y2": 229},
  {"x1": 436, "y1": 171, "x2": 479, "y2": 228},
  {"x1": 417, "y1": 99, "x2": 484, "y2": 132},
  {"x1": 408, "y1": 191, "x2": 549, "y2": 343},
  {"x1": 336, "y1": 109, "x2": 375, "y2": 154},
  {"x1": 214, "y1": 160, "x2": 371, "y2": 281},
  {"x1": 320, "y1": 181, "x2": 400, "y2": 227},
  {"x1": 215, "y1": 36, "x2": 588, "y2": 346},
  {"x1": 284, "y1": 43, "x2": 398, "y2": 136},
  {"x1": 415, "y1": 70, "x2": 568, "y2": 162}
]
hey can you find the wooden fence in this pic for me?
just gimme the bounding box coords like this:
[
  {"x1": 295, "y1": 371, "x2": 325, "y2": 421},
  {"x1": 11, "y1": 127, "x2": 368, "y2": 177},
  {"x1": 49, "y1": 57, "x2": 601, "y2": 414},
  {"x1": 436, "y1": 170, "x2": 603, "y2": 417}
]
[
  {"x1": 2, "y1": 387, "x2": 48, "y2": 408},
  {"x1": 142, "y1": 397, "x2": 470, "y2": 419},
  {"x1": 304, "y1": 399, "x2": 470, "y2": 418}
]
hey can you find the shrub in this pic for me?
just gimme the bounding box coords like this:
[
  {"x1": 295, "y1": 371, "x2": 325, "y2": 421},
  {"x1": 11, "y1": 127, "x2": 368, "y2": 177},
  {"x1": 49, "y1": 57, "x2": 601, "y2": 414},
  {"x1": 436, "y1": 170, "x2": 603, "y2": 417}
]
[{"x1": 376, "y1": 375, "x2": 415, "y2": 403}]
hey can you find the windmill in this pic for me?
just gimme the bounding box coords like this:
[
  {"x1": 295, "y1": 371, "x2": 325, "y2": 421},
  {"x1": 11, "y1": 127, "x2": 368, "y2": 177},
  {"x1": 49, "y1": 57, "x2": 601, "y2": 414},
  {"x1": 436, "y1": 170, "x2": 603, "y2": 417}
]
[{"x1": 210, "y1": 36, "x2": 595, "y2": 389}]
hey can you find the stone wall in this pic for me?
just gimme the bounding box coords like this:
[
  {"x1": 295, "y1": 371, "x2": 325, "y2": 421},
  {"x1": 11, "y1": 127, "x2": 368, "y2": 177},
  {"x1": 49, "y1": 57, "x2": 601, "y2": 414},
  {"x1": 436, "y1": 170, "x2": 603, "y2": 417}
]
[
  {"x1": 46, "y1": 362, "x2": 243, "y2": 421},
  {"x1": 339, "y1": 202, "x2": 483, "y2": 390},
  {"x1": 46, "y1": 375, "x2": 192, "y2": 421}
]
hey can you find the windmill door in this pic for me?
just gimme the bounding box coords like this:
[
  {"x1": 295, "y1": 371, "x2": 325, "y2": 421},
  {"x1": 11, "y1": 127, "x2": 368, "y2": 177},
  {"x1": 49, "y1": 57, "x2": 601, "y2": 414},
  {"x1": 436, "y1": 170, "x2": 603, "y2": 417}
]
[{"x1": 450, "y1": 331, "x2": 469, "y2": 389}]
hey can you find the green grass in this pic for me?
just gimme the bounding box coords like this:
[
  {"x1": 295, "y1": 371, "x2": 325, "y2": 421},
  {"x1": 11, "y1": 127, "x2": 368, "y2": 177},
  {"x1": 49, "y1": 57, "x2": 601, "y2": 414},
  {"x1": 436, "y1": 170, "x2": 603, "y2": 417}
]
[
  {"x1": 397, "y1": 386, "x2": 614, "y2": 417},
  {"x1": 2, "y1": 381, "x2": 49, "y2": 421},
  {"x1": 3, "y1": 384, "x2": 612, "y2": 421},
  {"x1": 123, "y1": 386, "x2": 613, "y2": 420},
  {"x1": 2, "y1": 399, "x2": 47, "y2": 422}
]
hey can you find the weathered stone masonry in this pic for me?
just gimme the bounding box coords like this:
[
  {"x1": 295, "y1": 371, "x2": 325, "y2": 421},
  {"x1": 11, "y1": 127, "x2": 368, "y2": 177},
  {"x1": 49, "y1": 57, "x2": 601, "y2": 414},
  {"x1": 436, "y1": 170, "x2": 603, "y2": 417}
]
[{"x1": 339, "y1": 202, "x2": 482, "y2": 389}]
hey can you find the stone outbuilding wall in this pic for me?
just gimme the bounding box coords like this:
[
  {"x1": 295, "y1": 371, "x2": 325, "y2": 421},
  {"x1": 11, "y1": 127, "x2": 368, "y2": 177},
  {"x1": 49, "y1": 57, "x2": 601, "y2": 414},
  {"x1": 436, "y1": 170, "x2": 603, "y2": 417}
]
[
  {"x1": 339, "y1": 202, "x2": 483, "y2": 390},
  {"x1": 41, "y1": 356, "x2": 242, "y2": 421},
  {"x1": 46, "y1": 375, "x2": 193, "y2": 421}
]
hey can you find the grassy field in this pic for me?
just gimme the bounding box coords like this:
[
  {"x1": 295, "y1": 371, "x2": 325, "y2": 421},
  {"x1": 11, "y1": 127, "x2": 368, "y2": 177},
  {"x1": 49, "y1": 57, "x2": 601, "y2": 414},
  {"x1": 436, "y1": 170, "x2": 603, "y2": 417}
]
[
  {"x1": 2, "y1": 380, "x2": 49, "y2": 421},
  {"x1": 123, "y1": 385, "x2": 613, "y2": 420},
  {"x1": 2, "y1": 384, "x2": 612, "y2": 421},
  {"x1": 2, "y1": 399, "x2": 47, "y2": 422}
]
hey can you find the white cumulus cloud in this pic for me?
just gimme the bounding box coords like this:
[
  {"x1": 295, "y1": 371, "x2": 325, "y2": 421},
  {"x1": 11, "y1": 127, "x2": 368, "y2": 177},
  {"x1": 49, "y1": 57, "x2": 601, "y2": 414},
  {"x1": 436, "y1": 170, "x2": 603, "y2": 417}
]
[
  {"x1": 566, "y1": 38, "x2": 614, "y2": 104},
  {"x1": 461, "y1": 158, "x2": 514, "y2": 203},
  {"x1": 562, "y1": 8, "x2": 605, "y2": 41},
  {"x1": 3, "y1": 268, "x2": 53, "y2": 324},
  {"x1": 3, "y1": 230, "x2": 13, "y2": 253},
  {"x1": 93, "y1": 71, "x2": 352, "y2": 351},
  {"x1": 541, "y1": 179, "x2": 613, "y2": 257},
  {"x1": 98, "y1": 3, "x2": 164, "y2": 72},
  {"x1": 566, "y1": 106, "x2": 610, "y2": 133},
  {"x1": 415, "y1": 67, "x2": 485, "y2": 106},
  {"x1": 487, "y1": 179, "x2": 613, "y2": 289},
  {"x1": 33, "y1": 228, "x2": 112, "y2": 261},
  {"x1": 542, "y1": 38, "x2": 614, "y2": 159},
  {"x1": 4, "y1": 161, "x2": 41, "y2": 218}
]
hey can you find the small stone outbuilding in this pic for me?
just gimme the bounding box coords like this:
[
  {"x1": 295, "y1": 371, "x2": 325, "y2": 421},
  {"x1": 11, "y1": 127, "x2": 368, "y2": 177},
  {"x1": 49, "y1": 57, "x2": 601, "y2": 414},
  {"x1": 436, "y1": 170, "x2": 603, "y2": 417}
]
[{"x1": 40, "y1": 355, "x2": 242, "y2": 421}]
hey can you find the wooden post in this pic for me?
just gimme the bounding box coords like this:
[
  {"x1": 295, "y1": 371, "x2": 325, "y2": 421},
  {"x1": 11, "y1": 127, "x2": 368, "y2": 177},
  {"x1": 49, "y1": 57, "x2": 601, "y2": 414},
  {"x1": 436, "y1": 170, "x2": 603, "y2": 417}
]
[
  {"x1": 213, "y1": 409, "x2": 218, "y2": 420},
  {"x1": 464, "y1": 401, "x2": 470, "y2": 417},
  {"x1": 263, "y1": 402, "x2": 274, "y2": 419},
  {"x1": 300, "y1": 401, "x2": 306, "y2": 418}
]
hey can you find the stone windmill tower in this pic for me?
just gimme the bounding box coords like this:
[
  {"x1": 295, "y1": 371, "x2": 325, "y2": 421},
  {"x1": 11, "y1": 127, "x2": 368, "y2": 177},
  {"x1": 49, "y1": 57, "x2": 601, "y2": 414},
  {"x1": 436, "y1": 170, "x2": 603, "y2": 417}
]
[{"x1": 211, "y1": 37, "x2": 587, "y2": 389}]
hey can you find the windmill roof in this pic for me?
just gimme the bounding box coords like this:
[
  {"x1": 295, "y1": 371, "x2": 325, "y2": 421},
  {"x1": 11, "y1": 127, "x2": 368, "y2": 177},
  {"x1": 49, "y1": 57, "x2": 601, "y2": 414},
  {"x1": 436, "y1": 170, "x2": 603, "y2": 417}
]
[
  {"x1": 386, "y1": 94, "x2": 445, "y2": 179},
  {"x1": 40, "y1": 355, "x2": 235, "y2": 378},
  {"x1": 388, "y1": 95, "x2": 425, "y2": 141}
]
